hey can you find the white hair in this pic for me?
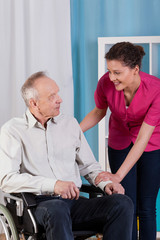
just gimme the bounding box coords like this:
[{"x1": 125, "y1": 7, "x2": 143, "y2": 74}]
[
  {"x1": 21, "y1": 87, "x2": 39, "y2": 107},
  {"x1": 21, "y1": 71, "x2": 47, "y2": 107}
]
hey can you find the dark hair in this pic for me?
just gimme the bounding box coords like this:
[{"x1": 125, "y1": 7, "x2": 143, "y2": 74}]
[
  {"x1": 105, "y1": 42, "x2": 145, "y2": 69},
  {"x1": 21, "y1": 71, "x2": 47, "y2": 106}
]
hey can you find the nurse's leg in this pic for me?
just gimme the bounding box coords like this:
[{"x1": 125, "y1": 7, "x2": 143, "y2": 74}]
[
  {"x1": 137, "y1": 149, "x2": 160, "y2": 240},
  {"x1": 108, "y1": 143, "x2": 137, "y2": 240}
]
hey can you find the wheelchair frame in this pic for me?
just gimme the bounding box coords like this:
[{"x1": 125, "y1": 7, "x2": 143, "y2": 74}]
[{"x1": 0, "y1": 185, "x2": 104, "y2": 240}]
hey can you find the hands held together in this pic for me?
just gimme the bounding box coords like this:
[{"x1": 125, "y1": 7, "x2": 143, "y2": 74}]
[
  {"x1": 95, "y1": 171, "x2": 122, "y2": 185},
  {"x1": 95, "y1": 171, "x2": 124, "y2": 195}
]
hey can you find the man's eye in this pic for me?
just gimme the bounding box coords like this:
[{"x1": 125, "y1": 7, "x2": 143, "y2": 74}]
[
  {"x1": 115, "y1": 72, "x2": 120, "y2": 75},
  {"x1": 49, "y1": 95, "x2": 55, "y2": 100}
]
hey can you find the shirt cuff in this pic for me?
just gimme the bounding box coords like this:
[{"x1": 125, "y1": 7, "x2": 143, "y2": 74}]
[
  {"x1": 97, "y1": 180, "x2": 113, "y2": 191},
  {"x1": 41, "y1": 178, "x2": 57, "y2": 194}
]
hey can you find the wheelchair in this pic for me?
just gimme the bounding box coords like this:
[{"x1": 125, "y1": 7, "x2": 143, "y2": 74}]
[{"x1": 0, "y1": 185, "x2": 104, "y2": 240}]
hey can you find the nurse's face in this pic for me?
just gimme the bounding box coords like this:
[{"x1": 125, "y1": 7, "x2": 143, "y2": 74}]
[{"x1": 107, "y1": 60, "x2": 139, "y2": 91}]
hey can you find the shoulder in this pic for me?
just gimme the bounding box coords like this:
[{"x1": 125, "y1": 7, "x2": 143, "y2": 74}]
[
  {"x1": 98, "y1": 72, "x2": 110, "y2": 85},
  {"x1": 97, "y1": 72, "x2": 113, "y2": 92},
  {"x1": 1, "y1": 117, "x2": 25, "y2": 132},
  {"x1": 140, "y1": 72, "x2": 160, "y2": 87},
  {"x1": 140, "y1": 72, "x2": 160, "y2": 96},
  {"x1": 56, "y1": 114, "x2": 80, "y2": 129},
  {"x1": 0, "y1": 117, "x2": 26, "y2": 142}
]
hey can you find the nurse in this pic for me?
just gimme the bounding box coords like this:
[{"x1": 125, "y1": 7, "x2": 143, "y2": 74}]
[{"x1": 80, "y1": 42, "x2": 160, "y2": 240}]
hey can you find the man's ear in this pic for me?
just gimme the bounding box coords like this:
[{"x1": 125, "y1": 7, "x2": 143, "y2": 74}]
[{"x1": 29, "y1": 98, "x2": 37, "y2": 108}]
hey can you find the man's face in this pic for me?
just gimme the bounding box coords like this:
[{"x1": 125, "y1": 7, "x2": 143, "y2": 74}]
[{"x1": 34, "y1": 77, "x2": 62, "y2": 119}]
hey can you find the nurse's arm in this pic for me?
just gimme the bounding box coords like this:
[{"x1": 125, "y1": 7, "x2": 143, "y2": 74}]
[
  {"x1": 116, "y1": 122, "x2": 155, "y2": 181},
  {"x1": 80, "y1": 106, "x2": 107, "y2": 132},
  {"x1": 95, "y1": 122, "x2": 155, "y2": 184}
]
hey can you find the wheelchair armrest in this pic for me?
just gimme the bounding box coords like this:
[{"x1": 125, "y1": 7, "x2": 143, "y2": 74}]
[
  {"x1": 12, "y1": 192, "x2": 37, "y2": 208},
  {"x1": 80, "y1": 184, "x2": 104, "y2": 198},
  {"x1": 13, "y1": 185, "x2": 104, "y2": 209},
  {"x1": 20, "y1": 193, "x2": 37, "y2": 208}
]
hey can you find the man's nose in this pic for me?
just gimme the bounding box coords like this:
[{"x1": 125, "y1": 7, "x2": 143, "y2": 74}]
[{"x1": 57, "y1": 95, "x2": 63, "y2": 103}]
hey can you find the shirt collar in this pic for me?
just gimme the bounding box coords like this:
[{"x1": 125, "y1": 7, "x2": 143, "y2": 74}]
[
  {"x1": 24, "y1": 109, "x2": 38, "y2": 128},
  {"x1": 53, "y1": 113, "x2": 62, "y2": 123},
  {"x1": 24, "y1": 108, "x2": 62, "y2": 128}
]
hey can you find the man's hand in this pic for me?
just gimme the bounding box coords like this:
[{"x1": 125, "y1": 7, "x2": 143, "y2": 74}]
[
  {"x1": 105, "y1": 182, "x2": 125, "y2": 195},
  {"x1": 54, "y1": 180, "x2": 80, "y2": 200},
  {"x1": 95, "y1": 171, "x2": 121, "y2": 185}
]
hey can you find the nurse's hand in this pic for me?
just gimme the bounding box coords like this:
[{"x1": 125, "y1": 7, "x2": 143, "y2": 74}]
[{"x1": 95, "y1": 171, "x2": 121, "y2": 185}]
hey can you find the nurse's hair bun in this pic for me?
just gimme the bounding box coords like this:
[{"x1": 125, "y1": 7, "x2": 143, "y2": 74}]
[{"x1": 105, "y1": 42, "x2": 145, "y2": 69}]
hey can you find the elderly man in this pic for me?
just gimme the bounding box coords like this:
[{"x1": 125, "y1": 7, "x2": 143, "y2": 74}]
[{"x1": 0, "y1": 72, "x2": 133, "y2": 240}]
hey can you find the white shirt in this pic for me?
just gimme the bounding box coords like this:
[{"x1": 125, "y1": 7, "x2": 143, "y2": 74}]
[{"x1": 0, "y1": 109, "x2": 110, "y2": 195}]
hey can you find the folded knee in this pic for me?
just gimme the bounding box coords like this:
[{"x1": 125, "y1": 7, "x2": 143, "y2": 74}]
[{"x1": 115, "y1": 194, "x2": 134, "y2": 216}]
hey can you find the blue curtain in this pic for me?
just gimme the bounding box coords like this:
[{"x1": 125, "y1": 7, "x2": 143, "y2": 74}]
[{"x1": 70, "y1": 0, "x2": 160, "y2": 231}]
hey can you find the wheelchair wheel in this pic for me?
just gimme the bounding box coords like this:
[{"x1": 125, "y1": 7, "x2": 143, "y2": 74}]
[{"x1": 0, "y1": 204, "x2": 19, "y2": 240}]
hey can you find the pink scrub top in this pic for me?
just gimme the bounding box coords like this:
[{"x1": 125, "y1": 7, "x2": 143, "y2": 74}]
[{"x1": 94, "y1": 71, "x2": 160, "y2": 151}]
